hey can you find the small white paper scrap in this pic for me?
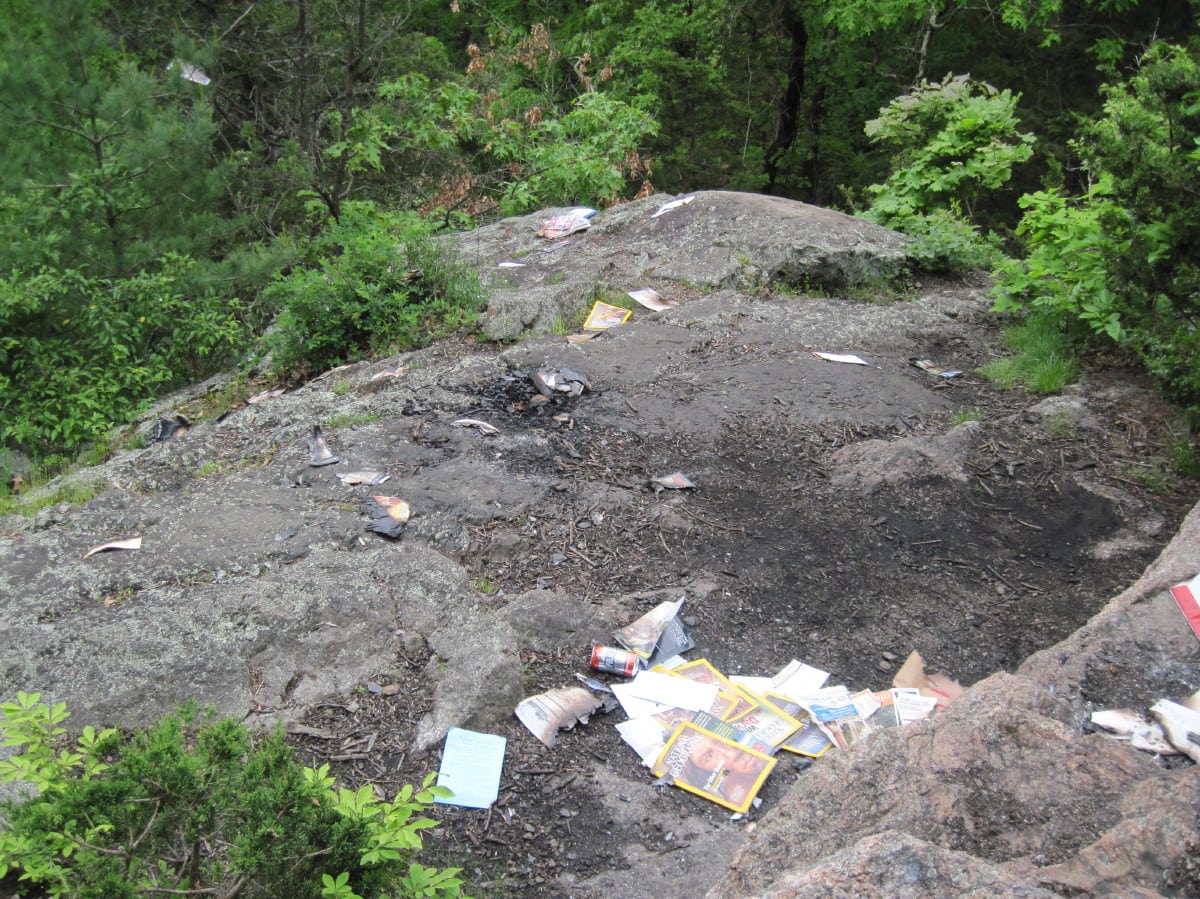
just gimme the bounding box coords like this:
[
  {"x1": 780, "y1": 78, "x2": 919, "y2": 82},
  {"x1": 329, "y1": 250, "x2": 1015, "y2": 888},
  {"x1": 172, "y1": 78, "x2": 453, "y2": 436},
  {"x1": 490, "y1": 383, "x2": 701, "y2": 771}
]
[
  {"x1": 813, "y1": 352, "x2": 869, "y2": 365},
  {"x1": 616, "y1": 717, "x2": 668, "y2": 768},
  {"x1": 627, "y1": 287, "x2": 676, "y2": 311},
  {"x1": 652, "y1": 195, "x2": 696, "y2": 217},
  {"x1": 772, "y1": 660, "x2": 830, "y2": 700},
  {"x1": 434, "y1": 727, "x2": 506, "y2": 809},
  {"x1": 611, "y1": 670, "x2": 718, "y2": 717},
  {"x1": 497, "y1": 261, "x2": 525, "y2": 268},
  {"x1": 83, "y1": 536, "x2": 143, "y2": 559}
]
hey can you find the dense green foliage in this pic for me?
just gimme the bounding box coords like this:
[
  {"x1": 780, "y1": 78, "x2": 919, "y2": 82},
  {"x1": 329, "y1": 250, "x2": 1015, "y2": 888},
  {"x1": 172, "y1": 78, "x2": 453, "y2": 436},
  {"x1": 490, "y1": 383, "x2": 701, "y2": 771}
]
[
  {"x1": 0, "y1": 257, "x2": 247, "y2": 457},
  {"x1": 260, "y1": 204, "x2": 485, "y2": 378},
  {"x1": 993, "y1": 42, "x2": 1200, "y2": 415},
  {"x1": 0, "y1": 0, "x2": 1197, "y2": 467},
  {"x1": 0, "y1": 693, "x2": 463, "y2": 899},
  {"x1": 860, "y1": 74, "x2": 1033, "y2": 271}
]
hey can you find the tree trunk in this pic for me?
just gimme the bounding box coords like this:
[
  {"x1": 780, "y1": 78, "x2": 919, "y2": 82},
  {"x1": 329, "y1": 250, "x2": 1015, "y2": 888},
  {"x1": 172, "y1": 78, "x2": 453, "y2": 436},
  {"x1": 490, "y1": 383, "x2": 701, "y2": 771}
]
[{"x1": 764, "y1": 2, "x2": 808, "y2": 195}]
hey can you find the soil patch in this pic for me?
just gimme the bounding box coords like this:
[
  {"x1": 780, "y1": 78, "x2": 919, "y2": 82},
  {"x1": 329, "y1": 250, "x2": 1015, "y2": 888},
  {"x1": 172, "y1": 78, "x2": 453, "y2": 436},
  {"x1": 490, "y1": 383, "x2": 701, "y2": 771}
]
[{"x1": 283, "y1": 283, "x2": 1197, "y2": 897}]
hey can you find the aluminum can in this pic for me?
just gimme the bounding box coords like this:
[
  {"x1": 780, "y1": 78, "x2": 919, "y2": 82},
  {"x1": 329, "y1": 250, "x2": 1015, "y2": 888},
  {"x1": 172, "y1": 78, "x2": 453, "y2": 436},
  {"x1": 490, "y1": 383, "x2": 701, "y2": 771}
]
[{"x1": 590, "y1": 644, "x2": 639, "y2": 677}]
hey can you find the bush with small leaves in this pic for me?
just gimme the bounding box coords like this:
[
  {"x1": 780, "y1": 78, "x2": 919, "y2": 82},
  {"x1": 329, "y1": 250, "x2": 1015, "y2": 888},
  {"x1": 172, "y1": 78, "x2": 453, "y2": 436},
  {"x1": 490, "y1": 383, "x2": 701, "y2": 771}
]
[{"x1": 0, "y1": 694, "x2": 464, "y2": 899}]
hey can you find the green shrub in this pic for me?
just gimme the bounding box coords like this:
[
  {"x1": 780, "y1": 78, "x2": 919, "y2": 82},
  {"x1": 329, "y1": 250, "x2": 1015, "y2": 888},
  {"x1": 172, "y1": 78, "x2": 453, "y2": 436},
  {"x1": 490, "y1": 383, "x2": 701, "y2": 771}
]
[
  {"x1": 992, "y1": 42, "x2": 1200, "y2": 413},
  {"x1": 260, "y1": 203, "x2": 484, "y2": 378},
  {"x1": 889, "y1": 208, "x2": 1004, "y2": 272},
  {"x1": 0, "y1": 693, "x2": 464, "y2": 899},
  {"x1": 859, "y1": 73, "x2": 1034, "y2": 273},
  {"x1": 0, "y1": 256, "x2": 248, "y2": 458}
]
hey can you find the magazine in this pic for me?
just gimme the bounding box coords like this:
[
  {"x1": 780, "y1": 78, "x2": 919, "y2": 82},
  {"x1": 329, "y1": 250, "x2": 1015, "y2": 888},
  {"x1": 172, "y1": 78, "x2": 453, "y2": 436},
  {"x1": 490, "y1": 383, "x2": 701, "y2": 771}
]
[
  {"x1": 671, "y1": 659, "x2": 759, "y2": 719},
  {"x1": 726, "y1": 689, "x2": 802, "y2": 748},
  {"x1": 762, "y1": 692, "x2": 832, "y2": 758},
  {"x1": 582, "y1": 300, "x2": 632, "y2": 331},
  {"x1": 802, "y1": 686, "x2": 872, "y2": 750},
  {"x1": 653, "y1": 722, "x2": 776, "y2": 814},
  {"x1": 615, "y1": 599, "x2": 685, "y2": 659}
]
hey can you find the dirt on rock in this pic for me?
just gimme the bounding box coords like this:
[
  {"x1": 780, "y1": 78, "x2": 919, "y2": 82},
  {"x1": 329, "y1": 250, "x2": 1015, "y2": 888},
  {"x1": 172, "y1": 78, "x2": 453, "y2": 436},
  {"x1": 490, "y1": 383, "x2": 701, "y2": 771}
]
[{"x1": 2, "y1": 193, "x2": 1198, "y2": 898}]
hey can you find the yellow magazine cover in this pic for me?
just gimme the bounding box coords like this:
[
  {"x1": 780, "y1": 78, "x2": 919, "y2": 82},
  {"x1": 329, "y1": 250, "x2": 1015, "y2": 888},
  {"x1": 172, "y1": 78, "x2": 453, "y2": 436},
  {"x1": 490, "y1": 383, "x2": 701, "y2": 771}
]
[
  {"x1": 582, "y1": 300, "x2": 632, "y2": 331},
  {"x1": 670, "y1": 659, "x2": 758, "y2": 719},
  {"x1": 653, "y1": 722, "x2": 777, "y2": 814}
]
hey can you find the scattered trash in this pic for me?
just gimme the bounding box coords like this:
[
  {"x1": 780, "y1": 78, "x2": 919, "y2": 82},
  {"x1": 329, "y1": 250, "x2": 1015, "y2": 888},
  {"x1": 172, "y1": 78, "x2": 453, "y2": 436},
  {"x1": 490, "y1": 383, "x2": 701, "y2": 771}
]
[
  {"x1": 515, "y1": 587, "x2": 965, "y2": 816},
  {"x1": 497, "y1": 261, "x2": 526, "y2": 268},
  {"x1": 616, "y1": 598, "x2": 686, "y2": 659},
  {"x1": 892, "y1": 650, "x2": 964, "y2": 709},
  {"x1": 306, "y1": 425, "x2": 340, "y2": 467},
  {"x1": 651, "y1": 195, "x2": 696, "y2": 218},
  {"x1": 1150, "y1": 699, "x2": 1200, "y2": 762},
  {"x1": 149, "y1": 414, "x2": 191, "y2": 443},
  {"x1": 167, "y1": 59, "x2": 211, "y2": 85},
  {"x1": 370, "y1": 366, "x2": 406, "y2": 382},
  {"x1": 627, "y1": 287, "x2": 677, "y2": 312},
  {"x1": 650, "y1": 472, "x2": 695, "y2": 491},
  {"x1": 540, "y1": 239, "x2": 572, "y2": 253},
  {"x1": 452, "y1": 418, "x2": 500, "y2": 436},
  {"x1": 246, "y1": 386, "x2": 285, "y2": 404},
  {"x1": 1090, "y1": 708, "x2": 1177, "y2": 754},
  {"x1": 530, "y1": 368, "x2": 591, "y2": 399},
  {"x1": 1170, "y1": 573, "x2": 1200, "y2": 641},
  {"x1": 337, "y1": 470, "x2": 390, "y2": 486},
  {"x1": 364, "y1": 495, "x2": 410, "y2": 538},
  {"x1": 516, "y1": 687, "x2": 605, "y2": 748},
  {"x1": 654, "y1": 721, "x2": 776, "y2": 814},
  {"x1": 83, "y1": 535, "x2": 142, "y2": 559},
  {"x1": 591, "y1": 645, "x2": 640, "y2": 676},
  {"x1": 537, "y1": 213, "x2": 593, "y2": 240},
  {"x1": 434, "y1": 727, "x2": 506, "y2": 809},
  {"x1": 912, "y1": 359, "x2": 961, "y2": 378},
  {"x1": 582, "y1": 301, "x2": 632, "y2": 332},
  {"x1": 812, "y1": 352, "x2": 869, "y2": 366}
]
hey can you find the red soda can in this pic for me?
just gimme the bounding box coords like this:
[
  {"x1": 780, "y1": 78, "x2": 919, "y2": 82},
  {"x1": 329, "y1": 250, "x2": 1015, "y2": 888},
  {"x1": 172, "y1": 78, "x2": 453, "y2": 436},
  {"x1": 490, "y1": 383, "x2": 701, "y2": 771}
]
[{"x1": 590, "y1": 644, "x2": 639, "y2": 677}]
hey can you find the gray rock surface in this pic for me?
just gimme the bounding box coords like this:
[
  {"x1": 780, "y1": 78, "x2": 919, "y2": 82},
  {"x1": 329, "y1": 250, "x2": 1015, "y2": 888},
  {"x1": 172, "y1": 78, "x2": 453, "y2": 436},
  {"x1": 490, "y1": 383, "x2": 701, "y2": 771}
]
[
  {"x1": 1, "y1": 191, "x2": 1196, "y2": 899},
  {"x1": 470, "y1": 191, "x2": 909, "y2": 340}
]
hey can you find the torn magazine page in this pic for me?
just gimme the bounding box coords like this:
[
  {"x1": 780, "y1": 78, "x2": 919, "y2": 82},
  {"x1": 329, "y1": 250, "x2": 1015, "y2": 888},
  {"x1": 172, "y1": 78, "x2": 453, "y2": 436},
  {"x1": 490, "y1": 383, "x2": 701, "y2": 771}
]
[
  {"x1": 515, "y1": 687, "x2": 604, "y2": 748},
  {"x1": 615, "y1": 598, "x2": 685, "y2": 658}
]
